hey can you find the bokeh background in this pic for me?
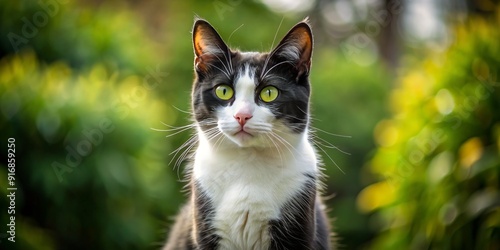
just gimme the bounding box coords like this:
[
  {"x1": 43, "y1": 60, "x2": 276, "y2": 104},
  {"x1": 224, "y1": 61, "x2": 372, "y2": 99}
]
[{"x1": 1, "y1": 0, "x2": 499, "y2": 249}]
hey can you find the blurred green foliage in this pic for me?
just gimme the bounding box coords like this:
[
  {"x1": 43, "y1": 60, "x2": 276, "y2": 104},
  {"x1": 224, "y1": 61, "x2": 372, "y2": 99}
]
[
  {"x1": 363, "y1": 10, "x2": 500, "y2": 250},
  {"x1": 0, "y1": 50, "x2": 184, "y2": 249},
  {"x1": 0, "y1": 0, "x2": 161, "y2": 71},
  {"x1": 1, "y1": 0, "x2": 498, "y2": 249}
]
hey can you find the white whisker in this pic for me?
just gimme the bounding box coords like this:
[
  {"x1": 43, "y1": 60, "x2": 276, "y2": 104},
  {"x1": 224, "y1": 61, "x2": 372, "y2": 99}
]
[
  {"x1": 228, "y1": 23, "x2": 244, "y2": 50},
  {"x1": 269, "y1": 131, "x2": 297, "y2": 161},
  {"x1": 312, "y1": 135, "x2": 351, "y2": 155},
  {"x1": 152, "y1": 126, "x2": 194, "y2": 137},
  {"x1": 311, "y1": 127, "x2": 352, "y2": 138},
  {"x1": 205, "y1": 49, "x2": 231, "y2": 78},
  {"x1": 261, "y1": 60, "x2": 294, "y2": 80},
  {"x1": 212, "y1": 132, "x2": 226, "y2": 153},
  {"x1": 171, "y1": 105, "x2": 193, "y2": 115},
  {"x1": 215, "y1": 44, "x2": 233, "y2": 75},
  {"x1": 270, "y1": 16, "x2": 285, "y2": 52},
  {"x1": 261, "y1": 41, "x2": 290, "y2": 79},
  {"x1": 170, "y1": 134, "x2": 197, "y2": 159},
  {"x1": 313, "y1": 140, "x2": 345, "y2": 175},
  {"x1": 211, "y1": 64, "x2": 231, "y2": 79}
]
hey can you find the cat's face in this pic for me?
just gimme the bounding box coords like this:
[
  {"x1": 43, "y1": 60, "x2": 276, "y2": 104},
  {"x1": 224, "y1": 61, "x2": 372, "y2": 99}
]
[{"x1": 191, "y1": 19, "x2": 313, "y2": 148}]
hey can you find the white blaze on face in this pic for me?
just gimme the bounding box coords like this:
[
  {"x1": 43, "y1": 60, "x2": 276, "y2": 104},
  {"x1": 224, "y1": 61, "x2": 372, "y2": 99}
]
[
  {"x1": 233, "y1": 64, "x2": 256, "y2": 124},
  {"x1": 216, "y1": 63, "x2": 274, "y2": 147}
]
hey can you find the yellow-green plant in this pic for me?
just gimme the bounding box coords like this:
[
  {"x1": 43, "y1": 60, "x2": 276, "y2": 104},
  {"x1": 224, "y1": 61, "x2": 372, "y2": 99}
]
[
  {"x1": 0, "y1": 51, "x2": 181, "y2": 249},
  {"x1": 361, "y1": 10, "x2": 500, "y2": 250}
]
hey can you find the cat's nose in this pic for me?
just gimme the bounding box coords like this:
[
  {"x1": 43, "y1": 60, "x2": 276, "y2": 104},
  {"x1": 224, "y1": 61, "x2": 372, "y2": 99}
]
[{"x1": 234, "y1": 112, "x2": 253, "y2": 127}]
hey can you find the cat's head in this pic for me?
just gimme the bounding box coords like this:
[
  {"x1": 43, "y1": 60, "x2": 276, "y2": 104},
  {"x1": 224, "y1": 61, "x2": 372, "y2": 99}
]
[{"x1": 191, "y1": 18, "x2": 313, "y2": 148}]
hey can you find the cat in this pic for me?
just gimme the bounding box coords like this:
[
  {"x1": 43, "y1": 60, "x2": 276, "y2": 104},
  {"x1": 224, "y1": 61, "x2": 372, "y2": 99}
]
[{"x1": 163, "y1": 18, "x2": 332, "y2": 250}]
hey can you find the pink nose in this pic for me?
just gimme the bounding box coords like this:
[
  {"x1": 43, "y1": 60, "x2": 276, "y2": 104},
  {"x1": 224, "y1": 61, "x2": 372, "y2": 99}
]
[{"x1": 234, "y1": 112, "x2": 253, "y2": 126}]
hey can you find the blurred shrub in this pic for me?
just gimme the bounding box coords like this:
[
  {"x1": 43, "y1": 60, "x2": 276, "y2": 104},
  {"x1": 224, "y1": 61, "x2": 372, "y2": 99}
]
[
  {"x1": 310, "y1": 47, "x2": 390, "y2": 245},
  {"x1": 361, "y1": 10, "x2": 500, "y2": 249},
  {"x1": 0, "y1": 0, "x2": 161, "y2": 72},
  {"x1": 0, "y1": 51, "x2": 182, "y2": 250}
]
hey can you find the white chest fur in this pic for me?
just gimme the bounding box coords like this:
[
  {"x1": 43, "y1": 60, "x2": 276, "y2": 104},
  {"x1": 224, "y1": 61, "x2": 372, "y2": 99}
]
[{"x1": 193, "y1": 130, "x2": 318, "y2": 249}]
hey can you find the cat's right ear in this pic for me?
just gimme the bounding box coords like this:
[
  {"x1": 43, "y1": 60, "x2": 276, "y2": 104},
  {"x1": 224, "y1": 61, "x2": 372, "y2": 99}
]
[{"x1": 192, "y1": 19, "x2": 230, "y2": 73}]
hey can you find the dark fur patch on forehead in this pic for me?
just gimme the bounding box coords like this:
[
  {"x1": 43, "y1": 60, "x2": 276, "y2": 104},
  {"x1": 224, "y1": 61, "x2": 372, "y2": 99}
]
[
  {"x1": 233, "y1": 52, "x2": 268, "y2": 71},
  {"x1": 192, "y1": 49, "x2": 311, "y2": 133}
]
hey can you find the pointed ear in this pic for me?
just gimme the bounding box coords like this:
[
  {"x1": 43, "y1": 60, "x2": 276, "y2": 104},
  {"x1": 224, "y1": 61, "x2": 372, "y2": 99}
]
[
  {"x1": 192, "y1": 19, "x2": 230, "y2": 72},
  {"x1": 270, "y1": 20, "x2": 313, "y2": 77}
]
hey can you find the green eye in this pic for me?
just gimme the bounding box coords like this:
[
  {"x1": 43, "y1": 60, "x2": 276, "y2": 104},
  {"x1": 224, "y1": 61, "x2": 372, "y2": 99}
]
[
  {"x1": 215, "y1": 85, "x2": 234, "y2": 100},
  {"x1": 260, "y1": 86, "x2": 279, "y2": 102}
]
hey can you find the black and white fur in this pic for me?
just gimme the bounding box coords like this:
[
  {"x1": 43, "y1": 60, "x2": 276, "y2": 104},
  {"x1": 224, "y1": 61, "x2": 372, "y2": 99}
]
[{"x1": 163, "y1": 18, "x2": 332, "y2": 250}]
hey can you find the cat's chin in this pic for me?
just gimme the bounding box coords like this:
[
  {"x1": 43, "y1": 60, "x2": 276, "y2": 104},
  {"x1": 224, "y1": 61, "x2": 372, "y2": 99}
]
[
  {"x1": 223, "y1": 131, "x2": 265, "y2": 148},
  {"x1": 228, "y1": 133, "x2": 256, "y2": 147},
  {"x1": 234, "y1": 130, "x2": 253, "y2": 138}
]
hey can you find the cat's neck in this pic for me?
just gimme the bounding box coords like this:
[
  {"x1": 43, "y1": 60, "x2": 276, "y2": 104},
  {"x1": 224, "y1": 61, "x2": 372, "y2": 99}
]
[
  {"x1": 192, "y1": 126, "x2": 318, "y2": 181},
  {"x1": 190, "y1": 126, "x2": 320, "y2": 249}
]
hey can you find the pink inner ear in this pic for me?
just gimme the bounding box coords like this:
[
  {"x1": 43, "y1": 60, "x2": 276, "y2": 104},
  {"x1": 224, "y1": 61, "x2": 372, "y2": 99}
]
[
  {"x1": 269, "y1": 23, "x2": 313, "y2": 77},
  {"x1": 193, "y1": 20, "x2": 228, "y2": 58},
  {"x1": 192, "y1": 24, "x2": 229, "y2": 73},
  {"x1": 292, "y1": 28, "x2": 312, "y2": 61},
  {"x1": 194, "y1": 29, "x2": 210, "y2": 57},
  {"x1": 194, "y1": 57, "x2": 203, "y2": 71}
]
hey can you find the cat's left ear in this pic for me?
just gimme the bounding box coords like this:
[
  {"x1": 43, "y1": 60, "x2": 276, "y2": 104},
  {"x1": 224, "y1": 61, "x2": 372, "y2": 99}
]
[
  {"x1": 270, "y1": 19, "x2": 313, "y2": 78},
  {"x1": 192, "y1": 19, "x2": 230, "y2": 73}
]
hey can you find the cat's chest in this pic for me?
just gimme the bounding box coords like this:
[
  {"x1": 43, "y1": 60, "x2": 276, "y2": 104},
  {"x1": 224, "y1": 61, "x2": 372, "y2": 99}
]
[
  {"x1": 193, "y1": 141, "x2": 317, "y2": 249},
  {"x1": 201, "y1": 169, "x2": 309, "y2": 250},
  {"x1": 210, "y1": 180, "x2": 286, "y2": 249}
]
